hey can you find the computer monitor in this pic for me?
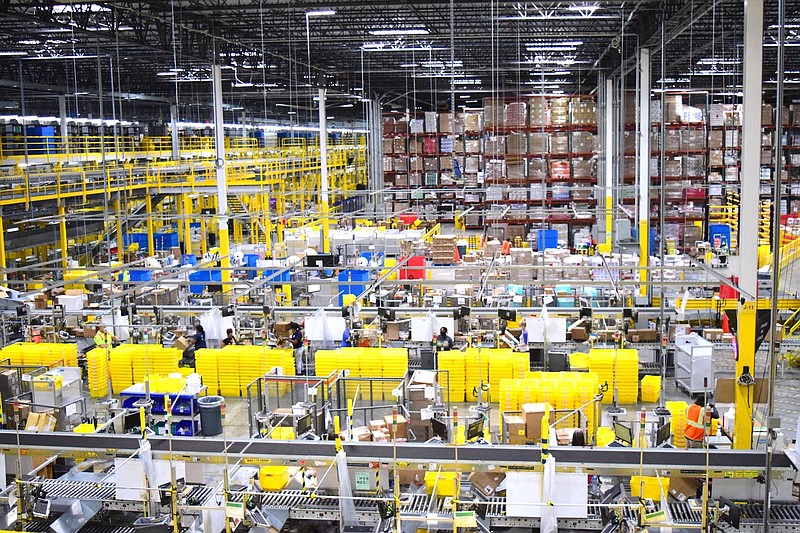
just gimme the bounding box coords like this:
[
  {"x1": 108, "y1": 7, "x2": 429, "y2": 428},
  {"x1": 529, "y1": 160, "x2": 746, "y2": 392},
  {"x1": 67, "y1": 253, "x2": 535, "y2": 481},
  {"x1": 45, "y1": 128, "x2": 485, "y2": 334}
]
[
  {"x1": 613, "y1": 421, "x2": 633, "y2": 446},
  {"x1": 600, "y1": 482, "x2": 624, "y2": 525},
  {"x1": 378, "y1": 307, "x2": 396, "y2": 321},
  {"x1": 719, "y1": 496, "x2": 741, "y2": 529},
  {"x1": 498, "y1": 308, "x2": 517, "y2": 321},
  {"x1": 431, "y1": 418, "x2": 448, "y2": 441},
  {"x1": 656, "y1": 422, "x2": 671, "y2": 447},
  {"x1": 296, "y1": 413, "x2": 313, "y2": 437},
  {"x1": 467, "y1": 418, "x2": 484, "y2": 441},
  {"x1": 305, "y1": 254, "x2": 336, "y2": 268},
  {"x1": 123, "y1": 411, "x2": 142, "y2": 433}
]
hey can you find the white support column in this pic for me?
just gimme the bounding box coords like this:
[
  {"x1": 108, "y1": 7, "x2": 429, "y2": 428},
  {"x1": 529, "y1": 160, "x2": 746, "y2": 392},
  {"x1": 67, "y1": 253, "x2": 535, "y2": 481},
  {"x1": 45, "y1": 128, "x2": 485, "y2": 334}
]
[
  {"x1": 739, "y1": 0, "x2": 764, "y2": 299},
  {"x1": 170, "y1": 104, "x2": 180, "y2": 161},
  {"x1": 212, "y1": 64, "x2": 231, "y2": 284},
  {"x1": 637, "y1": 48, "x2": 651, "y2": 298},
  {"x1": 58, "y1": 95, "x2": 68, "y2": 153},
  {"x1": 369, "y1": 98, "x2": 383, "y2": 217},
  {"x1": 318, "y1": 88, "x2": 330, "y2": 253},
  {"x1": 604, "y1": 77, "x2": 614, "y2": 249}
]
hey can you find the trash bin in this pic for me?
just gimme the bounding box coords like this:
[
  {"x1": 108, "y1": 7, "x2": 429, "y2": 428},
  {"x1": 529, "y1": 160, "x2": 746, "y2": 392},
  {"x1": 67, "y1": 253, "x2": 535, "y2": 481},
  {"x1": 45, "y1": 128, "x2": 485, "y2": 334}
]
[{"x1": 198, "y1": 396, "x2": 224, "y2": 436}]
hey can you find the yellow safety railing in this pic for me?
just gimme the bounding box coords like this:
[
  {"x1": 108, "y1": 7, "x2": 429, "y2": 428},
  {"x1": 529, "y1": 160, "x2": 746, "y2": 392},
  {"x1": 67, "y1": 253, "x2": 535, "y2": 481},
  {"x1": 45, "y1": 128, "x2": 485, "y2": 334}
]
[
  {"x1": 421, "y1": 223, "x2": 441, "y2": 243},
  {"x1": 783, "y1": 307, "x2": 800, "y2": 338}
]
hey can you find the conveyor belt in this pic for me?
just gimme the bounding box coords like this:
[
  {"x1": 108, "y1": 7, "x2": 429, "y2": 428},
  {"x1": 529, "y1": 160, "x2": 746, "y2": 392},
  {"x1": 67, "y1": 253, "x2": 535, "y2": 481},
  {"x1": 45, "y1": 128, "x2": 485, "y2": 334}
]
[
  {"x1": 39, "y1": 479, "x2": 116, "y2": 501},
  {"x1": 638, "y1": 362, "x2": 662, "y2": 376}
]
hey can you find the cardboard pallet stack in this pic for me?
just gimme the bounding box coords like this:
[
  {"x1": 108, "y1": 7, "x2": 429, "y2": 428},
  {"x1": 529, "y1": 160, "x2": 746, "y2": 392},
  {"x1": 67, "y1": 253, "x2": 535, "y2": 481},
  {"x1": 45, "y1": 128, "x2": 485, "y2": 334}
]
[
  {"x1": 431, "y1": 235, "x2": 456, "y2": 264},
  {"x1": 407, "y1": 370, "x2": 437, "y2": 441}
]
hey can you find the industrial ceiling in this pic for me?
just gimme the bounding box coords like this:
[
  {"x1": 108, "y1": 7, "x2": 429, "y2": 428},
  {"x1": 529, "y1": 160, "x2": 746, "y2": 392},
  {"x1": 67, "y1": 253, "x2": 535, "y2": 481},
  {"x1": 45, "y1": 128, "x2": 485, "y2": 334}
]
[{"x1": 0, "y1": 1, "x2": 796, "y2": 124}]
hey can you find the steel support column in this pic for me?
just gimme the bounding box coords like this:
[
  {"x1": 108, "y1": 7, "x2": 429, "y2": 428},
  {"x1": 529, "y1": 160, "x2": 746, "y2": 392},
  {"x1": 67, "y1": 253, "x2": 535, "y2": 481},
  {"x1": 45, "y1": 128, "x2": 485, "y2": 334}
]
[
  {"x1": 58, "y1": 95, "x2": 68, "y2": 153},
  {"x1": 733, "y1": 0, "x2": 765, "y2": 451},
  {"x1": 212, "y1": 64, "x2": 231, "y2": 284},
  {"x1": 170, "y1": 104, "x2": 180, "y2": 161},
  {"x1": 58, "y1": 204, "x2": 68, "y2": 269},
  {"x1": 319, "y1": 88, "x2": 330, "y2": 253},
  {"x1": 638, "y1": 48, "x2": 651, "y2": 298}
]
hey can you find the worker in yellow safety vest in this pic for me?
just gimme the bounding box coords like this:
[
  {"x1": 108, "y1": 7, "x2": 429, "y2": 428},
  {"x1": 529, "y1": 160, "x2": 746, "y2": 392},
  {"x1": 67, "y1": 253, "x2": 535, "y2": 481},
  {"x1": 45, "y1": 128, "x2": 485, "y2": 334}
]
[
  {"x1": 685, "y1": 395, "x2": 706, "y2": 448},
  {"x1": 94, "y1": 325, "x2": 119, "y2": 352}
]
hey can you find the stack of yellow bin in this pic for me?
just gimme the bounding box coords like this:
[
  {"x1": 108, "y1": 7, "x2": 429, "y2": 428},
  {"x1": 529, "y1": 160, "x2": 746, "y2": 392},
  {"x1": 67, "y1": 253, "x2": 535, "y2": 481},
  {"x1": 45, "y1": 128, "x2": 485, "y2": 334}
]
[
  {"x1": 381, "y1": 348, "x2": 408, "y2": 400},
  {"x1": 217, "y1": 348, "x2": 242, "y2": 397},
  {"x1": 195, "y1": 349, "x2": 219, "y2": 395},
  {"x1": 640, "y1": 375, "x2": 662, "y2": 403},
  {"x1": 314, "y1": 350, "x2": 338, "y2": 378},
  {"x1": 489, "y1": 352, "x2": 516, "y2": 403},
  {"x1": 85, "y1": 348, "x2": 108, "y2": 398},
  {"x1": 130, "y1": 346, "x2": 182, "y2": 382},
  {"x1": 438, "y1": 352, "x2": 466, "y2": 402},
  {"x1": 615, "y1": 349, "x2": 639, "y2": 404},
  {"x1": 465, "y1": 349, "x2": 490, "y2": 402},
  {"x1": 108, "y1": 349, "x2": 133, "y2": 394},
  {"x1": 666, "y1": 400, "x2": 688, "y2": 448},
  {"x1": 588, "y1": 348, "x2": 639, "y2": 404},
  {"x1": 1, "y1": 343, "x2": 79, "y2": 367}
]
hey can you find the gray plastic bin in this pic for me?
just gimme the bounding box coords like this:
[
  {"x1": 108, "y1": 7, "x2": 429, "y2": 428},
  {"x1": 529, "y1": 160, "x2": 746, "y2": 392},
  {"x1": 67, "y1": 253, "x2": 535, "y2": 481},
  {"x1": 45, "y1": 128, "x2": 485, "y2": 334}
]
[{"x1": 198, "y1": 396, "x2": 224, "y2": 436}]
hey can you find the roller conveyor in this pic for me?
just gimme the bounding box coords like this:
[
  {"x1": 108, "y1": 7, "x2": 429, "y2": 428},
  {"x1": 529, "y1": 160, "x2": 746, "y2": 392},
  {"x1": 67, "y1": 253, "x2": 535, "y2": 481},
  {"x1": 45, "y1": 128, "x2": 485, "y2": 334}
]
[{"x1": 38, "y1": 480, "x2": 116, "y2": 501}]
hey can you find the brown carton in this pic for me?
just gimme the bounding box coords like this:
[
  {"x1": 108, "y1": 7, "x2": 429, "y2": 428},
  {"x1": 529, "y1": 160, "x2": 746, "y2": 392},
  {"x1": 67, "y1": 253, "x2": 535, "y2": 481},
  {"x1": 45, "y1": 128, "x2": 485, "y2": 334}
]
[
  {"x1": 26, "y1": 412, "x2": 40, "y2": 431},
  {"x1": 521, "y1": 403, "x2": 553, "y2": 442},
  {"x1": 669, "y1": 477, "x2": 700, "y2": 502},
  {"x1": 172, "y1": 336, "x2": 190, "y2": 352},
  {"x1": 505, "y1": 415, "x2": 527, "y2": 445},
  {"x1": 273, "y1": 322, "x2": 293, "y2": 339},
  {"x1": 369, "y1": 420, "x2": 387, "y2": 432},
  {"x1": 351, "y1": 426, "x2": 372, "y2": 442},
  {"x1": 469, "y1": 471, "x2": 506, "y2": 497},
  {"x1": 383, "y1": 414, "x2": 408, "y2": 440}
]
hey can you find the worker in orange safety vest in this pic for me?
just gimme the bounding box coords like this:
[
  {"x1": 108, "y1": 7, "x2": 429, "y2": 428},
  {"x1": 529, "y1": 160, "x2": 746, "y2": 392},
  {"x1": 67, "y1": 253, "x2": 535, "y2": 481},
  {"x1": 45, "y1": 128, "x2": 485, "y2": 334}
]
[{"x1": 685, "y1": 395, "x2": 707, "y2": 448}]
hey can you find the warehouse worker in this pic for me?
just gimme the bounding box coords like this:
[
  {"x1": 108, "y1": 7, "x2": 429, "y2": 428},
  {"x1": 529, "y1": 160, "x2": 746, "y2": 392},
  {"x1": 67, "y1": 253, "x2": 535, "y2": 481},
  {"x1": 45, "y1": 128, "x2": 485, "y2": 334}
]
[
  {"x1": 222, "y1": 328, "x2": 237, "y2": 346},
  {"x1": 182, "y1": 324, "x2": 206, "y2": 367},
  {"x1": 685, "y1": 395, "x2": 707, "y2": 448},
  {"x1": 517, "y1": 319, "x2": 529, "y2": 349},
  {"x1": 94, "y1": 325, "x2": 119, "y2": 352},
  {"x1": 501, "y1": 238, "x2": 512, "y2": 255},
  {"x1": 341, "y1": 321, "x2": 353, "y2": 348},
  {"x1": 287, "y1": 322, "x2": 306, "y2": 374},
  {"x1": 435, "y1": 327, "x2": 454, "y2": 351}
]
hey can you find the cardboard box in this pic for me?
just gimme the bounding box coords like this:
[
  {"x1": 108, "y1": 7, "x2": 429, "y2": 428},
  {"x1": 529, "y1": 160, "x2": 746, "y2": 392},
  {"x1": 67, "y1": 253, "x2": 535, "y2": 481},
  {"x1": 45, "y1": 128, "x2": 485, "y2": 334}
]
[
  {"x1": 570, "y1": 326, "x2": 589, "y2": 342},
  {"x1": 555, "y1": 428, "x2": 574, "y2": 446},
  {"x1": 521, "y1": 403, "x2": 553, "y2": 442},
  {"x1": 26, "y1": 412, "x2": 41, "y2": 431},
  {"x1": 703, "y1": 328, "x2": 724, "y2": 342},
  {"x1": 351, "y1": 426, "x2": 372, "y2": 442},
  {"x1": 469, "y1": 471, "x2": 506, "y2": 497},
  {"x1": 398, "y1": 469, "x2": 424, "y2": 486},
  {"x1": 410, "y1": 370, "x2": 437, "y2": 386},
  {"x1": 505, "y1": 415, "x2": 527, "y2": 445},
  {"x1": 372, "y1": 429, "x2": 390, "y2": 442},
  {"x1": 383, "y1": 414, "x2": 408, "y2": 440},
  {"x1": 408, "y1": 385, "x2": 430, "y2": 402},
  {"x1": 369, "y1": 420, "x2": 387, "y2": 432},
  {"x1": 385, "y1": 321, "x2": 401, "y2": 341},
  {"x1": 273, "y1": 322, "x2": 293, "y2": 339},
  {"x1": 172, "y1": 336, "x2": 190, "y2": 352},
  {"x1": 715, "y1": 378, "x2": 769, "y2": 404},
  {"x1": 628, "y1": 329, "x2": 659, "y2": 342},
  {"x1": 669, "y1": 477, "x2": 700, "y2": 502}
]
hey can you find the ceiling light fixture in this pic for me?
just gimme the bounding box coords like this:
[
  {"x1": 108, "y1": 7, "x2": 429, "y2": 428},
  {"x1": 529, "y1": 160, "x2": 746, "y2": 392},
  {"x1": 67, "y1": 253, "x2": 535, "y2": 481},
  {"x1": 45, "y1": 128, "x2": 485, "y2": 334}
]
[
  {"x1": 306, "y1": 9, "x2": 336, "y2": 17},
  {"x1": 0, "y1": 52, "x2": 27, "y2": 57},
  {"x1": 369, "y1": 28, "x2": 429, "y2": 36}
]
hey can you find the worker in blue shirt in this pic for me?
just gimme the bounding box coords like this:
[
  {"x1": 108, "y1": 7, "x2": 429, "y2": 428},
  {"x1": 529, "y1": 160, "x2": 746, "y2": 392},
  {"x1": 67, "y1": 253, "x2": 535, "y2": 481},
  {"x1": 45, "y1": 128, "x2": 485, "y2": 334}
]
[{"x1": 342, "y1": 321, "x2": 352, "y2": 347}]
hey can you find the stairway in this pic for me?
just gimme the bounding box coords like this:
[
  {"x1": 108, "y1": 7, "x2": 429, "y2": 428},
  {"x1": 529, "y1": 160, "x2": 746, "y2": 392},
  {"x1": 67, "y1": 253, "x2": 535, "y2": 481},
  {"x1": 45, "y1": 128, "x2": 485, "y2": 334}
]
[{"x1": 227, "y1": 193, "x2": 268, "y2": 244}]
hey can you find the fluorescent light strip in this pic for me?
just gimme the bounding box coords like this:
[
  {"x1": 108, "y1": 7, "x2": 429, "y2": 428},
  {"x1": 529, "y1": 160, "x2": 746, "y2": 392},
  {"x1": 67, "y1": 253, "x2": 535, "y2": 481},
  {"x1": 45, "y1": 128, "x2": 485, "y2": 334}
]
[
  {"x1": 369, "y1": 28, "x2": 429, "y2": 36},
  {"x1": 306, "y1": 9, "x2": 336, "y2": 16}
]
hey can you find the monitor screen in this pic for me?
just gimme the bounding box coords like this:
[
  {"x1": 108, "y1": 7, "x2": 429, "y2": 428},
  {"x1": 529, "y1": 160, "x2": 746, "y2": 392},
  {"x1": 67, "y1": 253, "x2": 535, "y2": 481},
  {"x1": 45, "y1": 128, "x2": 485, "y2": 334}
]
[
  {"x1": 719, "y1": 497, "x2": 741, "y2": 528},
  {"x1": 613, "y1": 421, "x2": 633, "y2": 445},
  {"x1": 431, "y1": 418, "x2": 448, "y2": 441},
  {"x1": 305, "y1": 254, "x2": 336, "y2": 268},
  {"x1": 656, "y1": 422, "x2": 671, "y2": 446},
  {"x1": 498, "y1": 309, "x2": 517, "y2": 321},
  {"x1": 296, "y1": 413, "x2": 312, "y2": 436},
  {"x1": 467, "y1": 418, "x2": 484, "y2": 441},
  {"x1": 123, "y1": 411, "x2": 142, "y2": 433}
]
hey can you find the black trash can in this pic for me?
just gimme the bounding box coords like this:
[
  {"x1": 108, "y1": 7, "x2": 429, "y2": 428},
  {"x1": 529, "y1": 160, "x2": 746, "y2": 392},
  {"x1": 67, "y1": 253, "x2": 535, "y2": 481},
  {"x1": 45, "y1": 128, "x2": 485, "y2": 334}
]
[{"x1": 198, "y1": 396, "x2": 224, "y2": 436}]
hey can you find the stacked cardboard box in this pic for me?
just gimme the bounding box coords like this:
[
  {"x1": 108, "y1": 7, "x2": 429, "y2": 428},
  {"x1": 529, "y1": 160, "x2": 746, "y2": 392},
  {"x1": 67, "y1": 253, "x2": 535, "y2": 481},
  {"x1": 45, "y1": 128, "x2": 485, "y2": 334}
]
[{"x1": 431, "y1": 235, "x2": 457, "y2": 264}]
